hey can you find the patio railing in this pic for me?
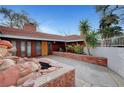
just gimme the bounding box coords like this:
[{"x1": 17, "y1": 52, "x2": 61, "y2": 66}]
[{"x1": 99, "y1": 35, "x2": 124, "y2": 47}]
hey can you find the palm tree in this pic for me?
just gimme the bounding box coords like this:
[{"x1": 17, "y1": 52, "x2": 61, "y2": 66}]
[
  {"x1": 79, "y1": 20, "x2": 91, "y2": 55},
  {"x1": 99, "y1": 14, "x2": 122, "y2": 38},
  {"x1": 96, "y1": 5, "x2": 124, "y2": 25},
  {"x1": 96, "y1": 5, "x2": 110, "y2": 17}
]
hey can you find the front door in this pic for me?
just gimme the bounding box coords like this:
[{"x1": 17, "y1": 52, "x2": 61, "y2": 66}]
[{"x1": 42, "y1": 41, "x2": 48, "y2": 56}]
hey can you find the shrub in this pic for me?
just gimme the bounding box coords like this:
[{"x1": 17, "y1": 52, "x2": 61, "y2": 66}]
[
  {"x1": 74, "y1": 45, "x2": 84, "y2": 54},
  {"x1": 66, "y1": 45, "x2": 74, "y2": 53},
  {"x1": 66, "y1": 45, "x2": 84, "y2": 54}
]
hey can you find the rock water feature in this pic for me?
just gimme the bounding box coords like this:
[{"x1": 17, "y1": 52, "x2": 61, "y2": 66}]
[{"x1": 0, "y1": 40, "x2": 62, "y2": 87}]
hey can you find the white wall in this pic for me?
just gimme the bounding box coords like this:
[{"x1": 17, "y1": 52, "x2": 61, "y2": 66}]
[{"x1": 84, "y1": 47, "x2": 124, "y2": 78}]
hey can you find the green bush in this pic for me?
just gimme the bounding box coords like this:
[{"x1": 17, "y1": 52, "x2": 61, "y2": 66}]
[
  {"x1": 66, "y1": 45, "x2": 74, "y2": 52},
  {"x1": 74, "y1": 45, "x2": 84, "y2": 54},
  {"x1": 66, "y1": 45, "x2": 84, "y2": 54}
]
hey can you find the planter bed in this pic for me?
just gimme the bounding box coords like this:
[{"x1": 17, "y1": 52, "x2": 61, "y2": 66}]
[{"x1": 53, "y1": 51, "x2": 107, "y2": 66}]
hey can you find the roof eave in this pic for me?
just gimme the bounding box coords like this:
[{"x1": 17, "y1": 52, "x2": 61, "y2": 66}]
[{"x1": 0, "y1": 34, "x2": 84, "y2": 42}]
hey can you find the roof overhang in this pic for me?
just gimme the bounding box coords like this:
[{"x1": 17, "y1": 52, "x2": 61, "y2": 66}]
[
  {"x1": 0, "y1": 34, "x2": 84, "y2": 42},
  {"x1": 65, "y1": 39, "x2": 84, "y2": 42}
]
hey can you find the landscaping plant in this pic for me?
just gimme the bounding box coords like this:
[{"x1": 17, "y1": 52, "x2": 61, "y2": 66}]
[{"x1": 73, "y1": 45, "x2": 84, "y2": 54}]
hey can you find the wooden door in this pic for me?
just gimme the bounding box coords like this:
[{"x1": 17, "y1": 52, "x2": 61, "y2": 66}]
[{"x1": 42, "y1": 41, "x2": 48, "y2": 56}]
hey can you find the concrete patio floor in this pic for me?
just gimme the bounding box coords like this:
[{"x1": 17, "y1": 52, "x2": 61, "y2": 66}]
[{"x1": 45, "y1": 55, "x2": 124, "y2": 87}]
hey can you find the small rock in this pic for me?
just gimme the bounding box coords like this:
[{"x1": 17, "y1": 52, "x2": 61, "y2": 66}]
[
  {"x1": 48, "y1": 67, "x2": 57, "y2": 72},
  {"x1": 38, "y1": 58, "x2": 51, "y2": 64}
]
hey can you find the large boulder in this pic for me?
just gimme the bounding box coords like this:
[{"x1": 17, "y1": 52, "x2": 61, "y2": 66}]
[
  {"x1": 17, "y1": 73, "x2": 35, "y2": 85},
  {"x1": 0, "y1": 65, "x2": 20, "y2": 87},
  {"x1": 0, "y1": 47, "x2": 8, "y2": 57},
  {"x1": 0, "y1": 59, "x2": 16, "y2": 71},
  {"x1": 22, "y1": 72, "x2": 41, "y2": 87},
  {"x1": 23, "y1": 62, "x2": 41, "y2": 72},
  {"x1": 0, "y1": 59, "x2": 4, "y2": 65},
  {"x1": 18, "y1": 64, "x2": 32, "y2": 78},
  {"x1": 0, "y1": 40, "x2": 13, "y2": 49}
]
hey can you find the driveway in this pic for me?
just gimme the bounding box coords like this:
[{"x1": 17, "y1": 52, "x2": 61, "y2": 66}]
[{"x1": 45, "y1": 55, "x2": 124, "y2": 87}]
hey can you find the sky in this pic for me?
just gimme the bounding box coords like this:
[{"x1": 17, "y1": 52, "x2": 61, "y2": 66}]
[{"x1": 0, "y1": 5, "x2": 100, "y2": 35}]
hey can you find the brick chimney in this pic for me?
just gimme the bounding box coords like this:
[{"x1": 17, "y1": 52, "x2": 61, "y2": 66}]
[{"x1": 23, "y1": 23, "x2": 36, "y2": 32}]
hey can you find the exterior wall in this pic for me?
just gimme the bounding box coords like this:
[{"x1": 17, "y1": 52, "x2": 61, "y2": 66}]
[
  {"x1": 53, "y1": 51, "x2": 107, "y2": 66},
  {"x1": 42, "y1": 41, "x2": 48, "y2": 56},
  {"x1": 84, "y1": 47, "x2": 124, "y2": 79}
]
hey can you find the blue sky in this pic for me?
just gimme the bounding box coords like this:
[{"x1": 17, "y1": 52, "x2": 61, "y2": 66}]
[{"x1": 0, "y1": 5, "x2": 100, "y2": 35}]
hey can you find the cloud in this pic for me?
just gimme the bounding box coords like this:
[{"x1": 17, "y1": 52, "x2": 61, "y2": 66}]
[
  {"x1": 37, "y1": 21, "x2": 62, "y2": 35},
  {"x1": 38, "y1": 25, "x2": 61, "y2": 35}
]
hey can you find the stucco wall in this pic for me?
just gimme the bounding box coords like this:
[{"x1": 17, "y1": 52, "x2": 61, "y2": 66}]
[{"x1": 84, "y1": 47, "x2": 124, "y2": 79}]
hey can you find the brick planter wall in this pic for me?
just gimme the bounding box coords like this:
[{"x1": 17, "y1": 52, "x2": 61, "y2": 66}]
[
  {"x1": 42, "y1": 70, "x2": 75, "y2": 87},
  {"x1": 53, "y1": 51, "x2": 107, "y2": 66}
]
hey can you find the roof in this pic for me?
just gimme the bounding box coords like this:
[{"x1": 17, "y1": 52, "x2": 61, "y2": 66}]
[{"x1": 0, "y1": 26, "x2": 84, "y2": 42}]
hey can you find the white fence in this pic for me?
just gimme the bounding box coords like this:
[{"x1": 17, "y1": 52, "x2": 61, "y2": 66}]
[
  {"x1": 100, "y1": 36, "x2": 124, "y2": 47},
  {"x1": 84, "y1": 47, "x2": 124, "y2": 79}
]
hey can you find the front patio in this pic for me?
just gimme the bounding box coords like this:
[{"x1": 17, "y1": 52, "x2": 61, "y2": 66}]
[{"x1": 45, "y1": 55, "x2": 124, "y2": 87}]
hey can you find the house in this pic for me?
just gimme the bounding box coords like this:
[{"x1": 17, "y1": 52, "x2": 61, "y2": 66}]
[{"x1": 0, "y1": 23, "x2": 85, "y2": 57}]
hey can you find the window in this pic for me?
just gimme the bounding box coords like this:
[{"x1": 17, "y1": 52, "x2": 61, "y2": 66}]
[
  {"x1": 11, "y1": 41, "x2": 17, "y2": 56},
  {"x1": 36, "y1": 41, "x2": 41, "y2": 56},
  {"x1": 21, "y1": 41, "x2": 26, "y2": 57},
  {"x1": 27, "y1": 41, "x2": 31, "y2": 57},
  {"x1": 48, "y1": 42, "x2": 52, "y2": 55}
]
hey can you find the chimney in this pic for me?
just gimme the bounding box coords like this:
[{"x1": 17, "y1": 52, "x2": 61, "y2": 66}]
[{"x1": 23, "y1": 23, "x2": 36, "y2": 32}]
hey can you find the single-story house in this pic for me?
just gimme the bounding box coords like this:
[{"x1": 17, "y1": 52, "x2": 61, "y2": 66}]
[{"x1": 0, "y1": 23, "x2": 85, "y2": 57}]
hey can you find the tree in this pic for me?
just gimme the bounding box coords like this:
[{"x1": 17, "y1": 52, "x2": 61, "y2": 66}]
[
  {"x1": 86, "y1": 31, "x2": 98, "y2": 48},
  {"x1": 96, "y1": 6, "x2": 123, "y2": 39},
  {"x1": 79, "y1": 20, "x2": 98, "y2": 55},
  {"x1": 0, "y1": 7, "x2": 15, "y2": 27},
  {"x1": 0, "y1": 7, "x2": 38, "y2": 29},
  {"x1": 96, "y1": 5, "x2": 110, "y2": 16},
  {"x1": 98, "y1": 14, "x2": 123, "y2": 38}
]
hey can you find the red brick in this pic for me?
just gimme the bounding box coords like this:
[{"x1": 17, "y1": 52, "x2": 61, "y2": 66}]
[
  {"x1": 53, "y1": 51, "x2": 107, "y2": 66},
  {"x1": 42, "y1": 70, "x2": 75, "y2": 87}
]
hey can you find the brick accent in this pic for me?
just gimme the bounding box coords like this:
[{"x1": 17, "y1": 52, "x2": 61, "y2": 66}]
[
  {"x1": 42, "y1": 70, "x2": 75, "y2": 87},
  {"x1": 53, "y1": 51, "x2": 107, "y2": 66}
]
